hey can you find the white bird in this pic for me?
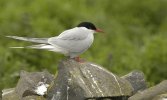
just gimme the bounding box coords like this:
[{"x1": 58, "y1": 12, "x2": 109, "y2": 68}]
[{"x1": 6, "y1": 22, "x2": 103, "y2": 62}]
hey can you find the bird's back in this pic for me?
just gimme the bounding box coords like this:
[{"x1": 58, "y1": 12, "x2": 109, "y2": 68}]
[{"x1": 48, "y1": 27, "x2": 94, "y2": 57}]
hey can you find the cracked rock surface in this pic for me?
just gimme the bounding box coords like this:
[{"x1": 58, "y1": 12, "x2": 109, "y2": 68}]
[{"x1": 47, "y1": 59, "x2": 133, "y2": 100}]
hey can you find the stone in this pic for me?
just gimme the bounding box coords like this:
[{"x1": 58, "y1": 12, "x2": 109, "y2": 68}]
[
  {"x1": 2, "y1": 70, "x2": 53, "y2": 100},
  {"x1": 47, "y1": 59, "x2": 133, "y2": 100},
  {"x1": 3, "y1": 59, "x2": 152, "y2": 100},
  {"x1": 2, "y1": 88, "x2": 46, "y2": 100},
  {"x1": 2, "y1": 88, "x2": 19, "y2": 100},
  {"x1": 121, "y1": 70, "x2": 147, "y2": 94},
  {"x1": 129, "y1": 80, "x2": 167, "y2": 100},
  {"x1": 152, "y1": 93, "x2": 167, "y2": 100},
  {"x1": 15, "y1": 70, "x2": 53, "y2": 99},
  {"x1": 22, "y1": 96, "x2": 46, "y2": 100}
]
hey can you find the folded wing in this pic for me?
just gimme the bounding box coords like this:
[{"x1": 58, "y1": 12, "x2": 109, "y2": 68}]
[{"x1": 48, "y1": 27, "x2": 90, "y2": 52}]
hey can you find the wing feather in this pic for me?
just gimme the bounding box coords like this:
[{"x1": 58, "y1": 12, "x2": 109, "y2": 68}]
[{"x1": 48, "y1": 27, "x2": 91, "y2": 52}]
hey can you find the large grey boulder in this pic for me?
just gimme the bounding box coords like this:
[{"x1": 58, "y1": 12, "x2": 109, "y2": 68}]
[
  {"x1": 47, "y1": 59, "x2": 133, "y2": 100},
  {"x1": 121, "y1": 70, "x2": 147, "y2": 94}
]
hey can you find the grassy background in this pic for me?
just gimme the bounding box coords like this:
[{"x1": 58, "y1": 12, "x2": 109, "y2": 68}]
[{"x1": 0, "y1": 0, "x2": 167, "y2": 89}]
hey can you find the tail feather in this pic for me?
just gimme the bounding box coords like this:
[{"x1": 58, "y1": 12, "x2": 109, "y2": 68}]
[
  {"x1": 6, "y1": 36, "x2": 49, "y2": 44},
  {"x1": 10, "y1": 47, "x2": 25, "y2": 48},
  {"x1": 9, "y1": 44, "x2": 54, "y2": 49},
  {"x1": 27, "y1": 44, "x2": 54, "y2": 49},
  {"x1": 27, "y1": 44, "x2": 66, "y2": 53}
]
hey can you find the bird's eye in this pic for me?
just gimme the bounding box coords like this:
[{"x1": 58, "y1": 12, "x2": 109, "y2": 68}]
[{"x1": 86, "y1": 26, "x2": 91, "y2": 29}]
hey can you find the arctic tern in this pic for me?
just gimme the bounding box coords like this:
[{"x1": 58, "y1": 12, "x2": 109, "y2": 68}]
[{"x1": 6, "y1": 22, "x2": 103, "y2": 62}]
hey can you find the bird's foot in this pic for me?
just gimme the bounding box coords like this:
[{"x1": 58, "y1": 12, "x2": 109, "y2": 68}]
[{"x1": 73, "y1": 57, "x2": 85, "y2": 63}]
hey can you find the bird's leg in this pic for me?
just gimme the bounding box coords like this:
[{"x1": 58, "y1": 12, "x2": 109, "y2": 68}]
[
  {"x1": 74, "y1": 56, "x2": 81, "y2": 62},
  {"x1": 74, "y1": 56, "x2": 86, "y2": 63},
  {"x1": 72, "y1": 56, "x2": 85, "y2": 62}
]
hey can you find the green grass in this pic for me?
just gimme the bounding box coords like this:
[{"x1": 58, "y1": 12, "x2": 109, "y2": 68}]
[{"x1": 0, "y1": 0, "x2": 167, "y2": 89}]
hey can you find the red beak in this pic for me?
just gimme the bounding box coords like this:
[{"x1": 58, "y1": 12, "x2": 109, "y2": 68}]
[{"x1": 95, "y1": 28, "x2": 104, "y2": 33}]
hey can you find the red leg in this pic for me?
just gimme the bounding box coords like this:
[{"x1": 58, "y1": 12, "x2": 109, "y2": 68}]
[
  {"x1": 73, "y1": 56, "x2": 85, "y2": 62},
  {"x1": 74, "y1": 56, "x2": 80, "y2": 62}
]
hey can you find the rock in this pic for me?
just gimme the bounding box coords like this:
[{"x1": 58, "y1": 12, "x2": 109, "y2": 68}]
[
  {"x1": 2, "y1": 70, "x2": 53, "y2": 100},
  {"x1": 2, "y1": 88, "x2": 19, "y2": 100},
  {"x1": 129, "y1": 80, "x2": 167, "y2": 100},
  {"x1": 22, "y1": 96, "x2": 46, "y2": 100},
  {"x1": 3, "y1": 59, "x2": 153, "y2": 100},
  {"x1": 152, "y1": 93, "x2": 167, "y2": 100},
  {"x1": 47, "y1": 59, "x2": 133, "y2": 100},
  {"x1": 2, "y1": 88, "x2": 45, "y2": 100},
  {"x1": 15, "y1": 70, "x2": 53, "y2": 99},
  {"x1": 121, "y1": 70, "x2": 147, "y2": 94}
]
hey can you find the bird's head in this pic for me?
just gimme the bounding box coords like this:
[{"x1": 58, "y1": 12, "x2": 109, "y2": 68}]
[{"x1": 77, "y1": 22, "x2": 103, "y2": 33}]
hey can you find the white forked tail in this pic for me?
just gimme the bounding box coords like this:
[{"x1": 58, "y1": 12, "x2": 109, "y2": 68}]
[{"x1": 6, "y1": 35, "x2": 67, "y2": 55}]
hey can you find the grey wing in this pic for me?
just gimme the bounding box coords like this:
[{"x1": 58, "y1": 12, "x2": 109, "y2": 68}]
[
  {"x1": 48, "y1": 27, "x2": 89, "y2": 52},
  {"x1": 57, "y1": 27, "x2": 87, "y2": 40}
]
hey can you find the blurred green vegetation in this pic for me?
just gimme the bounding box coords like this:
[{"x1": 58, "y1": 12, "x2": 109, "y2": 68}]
[{"x1": 0, "y1": 0, "x2": 167, "y2": 89}]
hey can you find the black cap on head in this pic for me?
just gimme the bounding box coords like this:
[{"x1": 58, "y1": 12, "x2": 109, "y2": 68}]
[{"x1": 77, "y1": 22, "x2": 97, "y2": 30}]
